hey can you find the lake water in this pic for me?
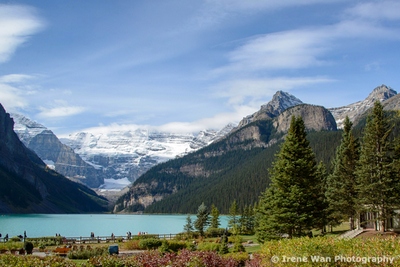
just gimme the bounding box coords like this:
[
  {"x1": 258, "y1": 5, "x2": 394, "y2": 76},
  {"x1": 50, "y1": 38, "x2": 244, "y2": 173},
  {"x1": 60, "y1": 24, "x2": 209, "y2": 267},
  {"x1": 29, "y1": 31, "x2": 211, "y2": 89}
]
[{"x1": 0, "y1": 214, "x2": 228, "y2": 238}]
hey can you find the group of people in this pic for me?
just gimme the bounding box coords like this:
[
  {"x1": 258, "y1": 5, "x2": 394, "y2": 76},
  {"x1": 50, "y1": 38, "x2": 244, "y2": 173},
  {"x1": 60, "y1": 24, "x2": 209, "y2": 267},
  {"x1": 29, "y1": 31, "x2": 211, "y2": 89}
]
[
  {"x1": 0, "y1": 233, "x2": 8, "y2": 242},
  {"x1": 0, "y1": 231, "x2": 26, "y2": 242},
  {"x1": 126, "y1": 231, "x2": 132, "y2": 239}
]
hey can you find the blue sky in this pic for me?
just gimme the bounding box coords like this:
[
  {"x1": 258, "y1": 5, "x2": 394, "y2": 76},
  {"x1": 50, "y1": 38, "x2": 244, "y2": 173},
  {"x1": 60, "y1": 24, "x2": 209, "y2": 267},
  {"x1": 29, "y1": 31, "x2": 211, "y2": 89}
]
[{"x1": 1, "y1": 0, "x2": 400, "y2": 135}]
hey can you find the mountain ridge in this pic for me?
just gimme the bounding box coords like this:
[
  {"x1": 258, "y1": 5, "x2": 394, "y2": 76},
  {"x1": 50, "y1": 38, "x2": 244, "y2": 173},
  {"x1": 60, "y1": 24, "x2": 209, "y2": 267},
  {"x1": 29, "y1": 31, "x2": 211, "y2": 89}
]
[
  {"x1": 10, "y1": 84, "x2": 397, "y2": 195},
  {"x1": 0, "y1": 104, "x2": 108, "y2": 213},
  {"x1": 113, "y1": 84, "x2": 399, "y2": 213}
]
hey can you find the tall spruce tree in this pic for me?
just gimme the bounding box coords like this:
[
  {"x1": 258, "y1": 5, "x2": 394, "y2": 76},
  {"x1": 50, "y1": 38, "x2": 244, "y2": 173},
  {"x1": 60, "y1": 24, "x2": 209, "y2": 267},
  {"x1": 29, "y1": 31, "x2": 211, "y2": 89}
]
[
  {"x1": 325, "y1": 116, "x2": 359, "y2": 230},
  {"x1": 210, "y1": 204, "x2": 220, "y2": 229},
  {"x1": 256, "y1": 116, "x2": 323, "y2": 242},
  {"x1": 315, "y1": 161, "x2": 329, "y2": 233},
  {"x1": 194, "y1": 202, "x2": 210, "y2": 236},
  {"x1": 184, "y1": 214, "x2": 194, "y2": 236},
  {"x1": 356, "y1": 101, "x2": 399, "y2": 232},
  {"x1": 228, "y1": 200, "x2": 239, "y2": 230}
]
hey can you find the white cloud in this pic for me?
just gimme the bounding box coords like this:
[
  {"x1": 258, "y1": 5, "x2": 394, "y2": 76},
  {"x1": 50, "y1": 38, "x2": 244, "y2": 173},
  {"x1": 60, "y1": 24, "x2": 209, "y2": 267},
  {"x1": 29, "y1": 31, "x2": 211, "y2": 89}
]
[
  {"x1": 0, "y1": 83, "x2": 27, "y2": 111},
  {"x1": 345, "y1": 0, "x2": 400, "y2": 21},
  {"x1": 212, "y1": 77, "x2": 334, "y2": 105},
  {"x1": 214, "y1": 29, "x2": 331, "y2": 75},
  {"x1": 215, "y1": 16, "x2": 399, "y2": 77},
  {"x1": 37, "y1": 100, "x2": 86, "y2": 118},
  {"x1": 205, "y1": 0, "x2": 345, "y2": 12},
  {"x1": 0, "y1": 74, "x2": 35, "y2": 83},
  {"x1": 0, "y1": 4, "x2": 44, "y2": 63}
]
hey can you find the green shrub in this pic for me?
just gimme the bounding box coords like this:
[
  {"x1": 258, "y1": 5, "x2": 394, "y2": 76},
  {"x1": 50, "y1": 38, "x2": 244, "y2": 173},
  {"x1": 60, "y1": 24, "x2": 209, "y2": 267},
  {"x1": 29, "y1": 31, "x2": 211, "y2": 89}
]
[
  {"x1": 68, "y1": 246, "x2": 108, "y2": 260},
  {"x1": 175, "y1": 232, "x2": 199, "y2": 240},
  {"x1": 159, "y1": 240, "x2": 188, "y2": 253},
  {"x1": 205, "y1": 228, "x2": 226, "y2": 238},
  {"x1": 139, "y1": 238, "x2": 162, "y2": 250},
  {"x1": 123, "y1": 239, "x2": 141, "y2": 250},
  {"x1": 9, "y1": 237, "x2": 21, "y2": 242},
  {"x1": 197, "y1": 242, "x2": 221, "y2": 252}
]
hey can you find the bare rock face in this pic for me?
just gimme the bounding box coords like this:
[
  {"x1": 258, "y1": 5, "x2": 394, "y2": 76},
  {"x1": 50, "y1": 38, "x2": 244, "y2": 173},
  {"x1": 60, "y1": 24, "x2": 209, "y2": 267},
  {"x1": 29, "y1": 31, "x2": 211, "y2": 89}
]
[
  {"x1": 383, "y1": 94, "x2": 400, "y2": 111},
  {"x1": 274, "y1": 104, "x2": 337, "y2": 133},
  {"x1": 329, "y1": 85, "x2": 397, "y2": 128},
  {"x1": 238, "y1": 91, "x2": 303, "y2": 128},
  {"x1": 0, "y1": 106, "x2": 46, "y2": 195},
  {"x1": 12, "y1": 114, "x2": 103, "y2": 188}
]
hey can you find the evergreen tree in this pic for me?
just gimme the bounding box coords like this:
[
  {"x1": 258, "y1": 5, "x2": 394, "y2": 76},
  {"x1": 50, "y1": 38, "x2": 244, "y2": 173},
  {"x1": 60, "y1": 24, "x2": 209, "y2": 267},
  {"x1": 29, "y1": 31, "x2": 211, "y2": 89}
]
[
  {"x1": 228, "y1": 200, "x2": 239, "y2": 230},
  {"x1": 184, "y1": 214, "x2": 194, "y2": 236},
  {"x1": 210, "y1": 204, "x2": 220, "y2": 229},
  {"x1": 256, "y1": 116, "x2": 323, "y2": 242},
  {"x1": 314, "y1": 161, "x2": 329, "y2": 233},
  {"x1": 356, "y1": 101, "x2": 399, "y2": 232},
  {"x1": 194, "y1": 202, "x2": 210, "y2": 236},
  {"x1": 239, "y1": 205, "x2": 255, "y2": 234},
  {"x1": 325, "y1": 116, "x2": 359, "y2": 230}
]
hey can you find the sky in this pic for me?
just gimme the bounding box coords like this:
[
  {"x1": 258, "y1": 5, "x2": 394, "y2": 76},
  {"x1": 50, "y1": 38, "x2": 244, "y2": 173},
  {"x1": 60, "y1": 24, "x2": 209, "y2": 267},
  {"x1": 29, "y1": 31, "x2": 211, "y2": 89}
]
[{"x1": 1, "y1": 0, "x2": 400, "y2": 136}]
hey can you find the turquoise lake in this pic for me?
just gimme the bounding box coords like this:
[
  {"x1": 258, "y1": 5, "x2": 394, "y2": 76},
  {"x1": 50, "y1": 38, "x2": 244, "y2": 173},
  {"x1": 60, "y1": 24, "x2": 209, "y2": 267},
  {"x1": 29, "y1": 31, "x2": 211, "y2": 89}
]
[{"x1": 0, "y1": 214, "x2": 228, "y2": 238}]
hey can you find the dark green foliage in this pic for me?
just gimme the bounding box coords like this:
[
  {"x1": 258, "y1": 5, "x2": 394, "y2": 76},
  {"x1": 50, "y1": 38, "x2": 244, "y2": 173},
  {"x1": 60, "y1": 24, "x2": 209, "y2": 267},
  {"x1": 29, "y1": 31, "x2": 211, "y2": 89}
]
[
  {"x1": 325, "y1": 116, "x2": 359, "y2": 229},
  {"x1": 115, "y1": 112, "x2": 341, "y2": 214},
  {"x1": 139, "y1": 238, "x2": 162, "y2": 250},
  {"x1": 0, "y1": 162, "x2": 107, "y2": 213},
  {"x1": 194, "y1": 202, "x2": 209, "y2": 237},
  {"x1": 0, "y1": 167, "x2": 42, "y2": 209},
  {"x1": 256, "y1": 116, "x2": 325, "y2": 242},
  {"x1": 159, "y1": 240, "x2": 188, "y2": 253},
  {"x1": 356, "y1": 101, "x2": 400, "y2": 231},
  {"x1": 239, "y1": 205, "x2": 256, "y2": 234},
  {"x1": 183, "y1": 215, "x2": 194, "y2": 235},
  {"x1": 228, "y1": 200, "x2": 239, "y2": 229},
  {"x1": 210, "y1": 204, "x2": 220, "y2": 229},
  {"x1": 205, "y1": 228, "x2": 226, "y2": 237}
]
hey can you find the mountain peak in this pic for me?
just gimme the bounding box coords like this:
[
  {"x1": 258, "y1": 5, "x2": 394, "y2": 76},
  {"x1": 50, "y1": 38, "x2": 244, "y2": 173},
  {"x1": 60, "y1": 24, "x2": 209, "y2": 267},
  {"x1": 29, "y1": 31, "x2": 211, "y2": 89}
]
[
  {"x1": 238, "y1": 91, "x2": 303, "y2": 127},
  {"x1": 366, "y1": 84, "x2": 397, "y2": 103},
  {"x1": 329, "y1": 84, "x2": 397, "y2": 128},
  {"x1": 260, "y1": 91, "x2": 303, "y2": 117}
]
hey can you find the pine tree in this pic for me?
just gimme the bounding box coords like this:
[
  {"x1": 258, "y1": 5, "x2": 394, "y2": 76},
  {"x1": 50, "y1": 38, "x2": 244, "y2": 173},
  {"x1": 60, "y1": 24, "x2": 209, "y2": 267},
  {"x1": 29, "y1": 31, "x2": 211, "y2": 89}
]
[
  {"x1": 356, "y1": 101, "x2": 399, "y2": 232},
  {"x1": 314, "y1": 161, "x2": 329, "y2": 233},
  {"x1": 184, "y1": 214, "x2": 194, "y2": 236},
  {"x1": 228, "y1": 200, "x2": 239, "y2": 230},
  {"x1": 256, "y1": 116, "x2": 323, "y2": 242},
  {"x1": 325, "y1": 116, "x2": 359, "y2": 230},
  {"x1": 194, "y1": 202, "x2": 210, "y2": 236},
  {"x1": 210, "y1": 204, "x2": 220, "y2": 229},
  {"x1": 239, "y1": 205, "x2": 255, "y2": 234}
]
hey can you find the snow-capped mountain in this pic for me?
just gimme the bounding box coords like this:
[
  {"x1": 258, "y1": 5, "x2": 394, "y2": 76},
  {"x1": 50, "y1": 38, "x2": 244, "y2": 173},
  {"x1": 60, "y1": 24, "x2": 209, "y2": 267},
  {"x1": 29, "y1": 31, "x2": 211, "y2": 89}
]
[
  {"x1": 10, "y1": 85, "x2": 397, "y2": 192},
  {"x1": 59, "y1": 124, "x2": 235, "y2": 189},
  {"x1": 329, "y1": 84, "x2": 397, "y2": 128},
  {"x1": 11, "y1": 110, "x2": 235, "y2": 190},
  {"x1": 11, "y1": 113, "x2": 104, "y2": 188}
]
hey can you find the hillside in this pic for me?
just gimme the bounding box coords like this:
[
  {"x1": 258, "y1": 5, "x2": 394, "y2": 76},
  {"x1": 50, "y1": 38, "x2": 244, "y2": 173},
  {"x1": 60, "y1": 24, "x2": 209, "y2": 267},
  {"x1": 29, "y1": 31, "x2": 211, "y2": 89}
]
[
  {"x1": 114, "y1": 85, "x2": 399, "y2": 214},
  {"x1": 114, "y1": 103, "x2": 341, "y2": 214},
  {"x1": 0, "y1": 104, "x2": 108, "y2": 213},
  {"x1": 12, "y1": 113, "x2": 103, "y2": 188}
]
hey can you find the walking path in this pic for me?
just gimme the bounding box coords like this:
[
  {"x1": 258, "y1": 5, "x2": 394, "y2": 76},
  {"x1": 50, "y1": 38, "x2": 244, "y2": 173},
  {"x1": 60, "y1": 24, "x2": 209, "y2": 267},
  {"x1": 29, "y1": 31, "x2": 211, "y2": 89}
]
[{"x1": 338, "y1": 228, "x2": 364, "y2": 239}]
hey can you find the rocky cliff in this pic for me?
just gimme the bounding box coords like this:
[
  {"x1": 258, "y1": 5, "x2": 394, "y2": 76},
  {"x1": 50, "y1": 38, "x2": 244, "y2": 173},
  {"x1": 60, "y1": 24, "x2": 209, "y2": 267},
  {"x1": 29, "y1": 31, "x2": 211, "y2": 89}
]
[
  {"x1": 0, "y1": 104, "x2": 107, "y2": 213},
  {"x1": 274, "y1": 104, "x2": 337, "y2": 133},
  {"x1": 237, "y1": 90, "x2": 303, "y2": 128},
  {"x1": 12, "y1": 114, "x2": 103, "y2": 188}
]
